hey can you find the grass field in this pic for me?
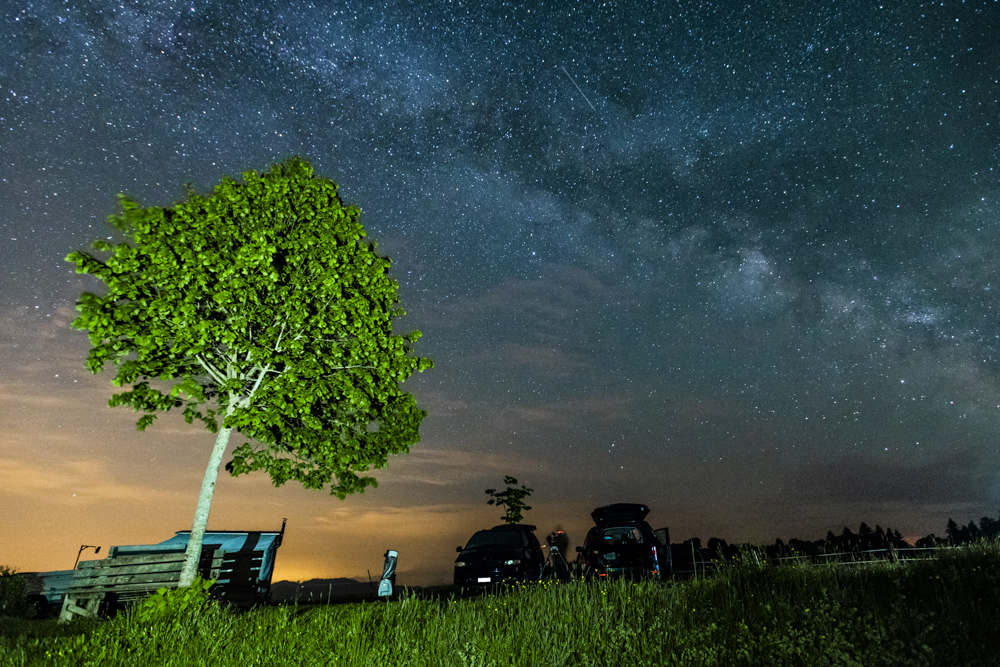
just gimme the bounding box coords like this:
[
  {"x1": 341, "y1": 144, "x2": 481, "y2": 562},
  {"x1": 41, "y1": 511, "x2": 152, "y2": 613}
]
[{"x1": 1, "y1": 541, "x2": 998, "y2": 666}]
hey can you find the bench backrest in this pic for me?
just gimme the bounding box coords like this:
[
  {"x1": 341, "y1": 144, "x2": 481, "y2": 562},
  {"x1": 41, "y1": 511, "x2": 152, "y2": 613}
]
[{"x1": 68, "y1": 548, "x2": 223, "y2": 600}]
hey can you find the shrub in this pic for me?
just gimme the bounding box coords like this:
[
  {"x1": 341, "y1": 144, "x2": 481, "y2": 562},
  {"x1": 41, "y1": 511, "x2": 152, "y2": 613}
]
[
  {"x1": 0, "y1": 565, "x2": 28, "y2": 618},
  {"x1": 133, "y1": 576, "x2": 216, "y2": 625}
]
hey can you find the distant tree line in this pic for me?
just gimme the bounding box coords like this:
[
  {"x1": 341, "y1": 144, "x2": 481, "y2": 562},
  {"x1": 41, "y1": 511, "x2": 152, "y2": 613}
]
[
  {"x1": 672, "y1": 511, "x2": 1000, "y2": 570},
  {"x1": 675, "y1": 522, "x2": 909, "y2": 566},
  {"x1": 914, "y1": 514, "x2": 1000, "y2": 548}
]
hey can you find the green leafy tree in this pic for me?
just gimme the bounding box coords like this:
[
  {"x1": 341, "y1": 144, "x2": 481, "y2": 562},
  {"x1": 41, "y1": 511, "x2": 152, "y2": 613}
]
[
  {"x1": 485, "y1": 476, "x2": 533, "y2": 524},
  {"x1": 67, "y1": 157, "x2": 431, "y2": 587}
]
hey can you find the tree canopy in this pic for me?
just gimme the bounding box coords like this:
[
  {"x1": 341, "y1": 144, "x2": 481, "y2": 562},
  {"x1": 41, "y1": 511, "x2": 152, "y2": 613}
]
[
  {"x1": 67, "y1": 156, "x2": 431, "y2": 584},
  {"x1": 485, "y1": 476, "x2": 533, "y2": 525}
]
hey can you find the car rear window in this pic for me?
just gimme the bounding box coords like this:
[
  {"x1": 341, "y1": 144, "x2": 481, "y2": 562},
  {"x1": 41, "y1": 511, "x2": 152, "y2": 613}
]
[
  {"x1": 465, "y1": 530, "x2": 524, "y2": 549},
  {"x1": 601, "y1": 527, "x2": 644, "y2": 545}
]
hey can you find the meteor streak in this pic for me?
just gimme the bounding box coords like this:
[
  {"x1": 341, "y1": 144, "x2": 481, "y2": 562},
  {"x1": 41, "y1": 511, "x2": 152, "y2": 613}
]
[{"x1": 561, "y1": 66, "x2": 597, "y2": 112}]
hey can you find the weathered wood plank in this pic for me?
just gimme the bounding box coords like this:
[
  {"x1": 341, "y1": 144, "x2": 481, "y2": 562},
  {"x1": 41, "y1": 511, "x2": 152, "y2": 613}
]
[
  {"x1": 77, "y1": 552, "x2": 187, "y2": 568},
  {"x1": 71, "y1": 557, "x2": 223, "y2": 581},
  {"x1": 73, "y1": 562, "x2": 184, "y2": 579},
  {"x1": 70, "y1": 580, "x2": 183, "y2": 595},
  {"x1": 70, "y1": 574, "x2": 182, "y2": 590}
]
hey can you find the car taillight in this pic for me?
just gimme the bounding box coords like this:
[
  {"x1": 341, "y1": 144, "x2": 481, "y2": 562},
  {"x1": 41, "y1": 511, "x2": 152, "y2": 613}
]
[{"x1": 651, "y1": 546, "x2": 659, "y2": 576}]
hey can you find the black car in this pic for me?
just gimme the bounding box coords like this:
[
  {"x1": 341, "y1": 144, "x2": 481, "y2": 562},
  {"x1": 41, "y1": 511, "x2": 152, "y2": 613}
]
[
  {"x1": 575, "y1": 503, "x2": 671, "y2": 580},
  {"x1": 454, "y1": 524, "x2": 545, "y2": 588}
]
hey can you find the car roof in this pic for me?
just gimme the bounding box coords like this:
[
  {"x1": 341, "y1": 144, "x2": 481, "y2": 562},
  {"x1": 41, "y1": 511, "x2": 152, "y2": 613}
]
[
  {"x1": 590, "y1": 503, "x2": 650, "y2": 525},
  {"x1": 488, "y1": 524, "x2": 537, "y2": 532}
]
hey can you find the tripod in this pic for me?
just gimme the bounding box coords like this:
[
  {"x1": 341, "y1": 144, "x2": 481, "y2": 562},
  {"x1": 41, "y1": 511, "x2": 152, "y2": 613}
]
[{"x1": 545, "y1": 545, "x2": 571, "y2": 581}]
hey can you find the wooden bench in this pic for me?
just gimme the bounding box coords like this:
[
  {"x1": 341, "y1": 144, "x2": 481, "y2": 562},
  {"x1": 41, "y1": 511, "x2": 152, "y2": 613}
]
[{"x1": 58, "y1": 547, "x2": 222, "y2": 623}]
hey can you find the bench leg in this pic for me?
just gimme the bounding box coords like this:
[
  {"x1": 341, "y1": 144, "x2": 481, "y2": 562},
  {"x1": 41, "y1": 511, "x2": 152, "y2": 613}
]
[{"x1": 58, "y1": 594, "x2": 102, "y2": 623}]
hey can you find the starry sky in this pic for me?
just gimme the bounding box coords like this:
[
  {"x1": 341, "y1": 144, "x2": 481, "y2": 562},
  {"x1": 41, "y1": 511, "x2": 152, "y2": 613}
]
[{"x1": 2, "y1": 0, "x2": 999, "y2": 586}]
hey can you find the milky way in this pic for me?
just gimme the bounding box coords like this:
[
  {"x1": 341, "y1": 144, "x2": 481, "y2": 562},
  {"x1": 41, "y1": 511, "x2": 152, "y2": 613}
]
[{"x1": 2, "y1": 1, "x2": 999, "y2": 584}]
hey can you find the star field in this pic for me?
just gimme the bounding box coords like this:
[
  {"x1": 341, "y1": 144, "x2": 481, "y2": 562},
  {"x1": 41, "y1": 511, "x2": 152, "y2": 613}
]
[{"x1": 2, "y1": 0, "x2": 1000, "y2": 584}]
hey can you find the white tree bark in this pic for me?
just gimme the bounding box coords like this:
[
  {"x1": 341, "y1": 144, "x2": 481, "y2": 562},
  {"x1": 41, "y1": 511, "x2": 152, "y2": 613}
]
[{"x1": 178, "y1": 400, "x2": 237, "y2": 587}]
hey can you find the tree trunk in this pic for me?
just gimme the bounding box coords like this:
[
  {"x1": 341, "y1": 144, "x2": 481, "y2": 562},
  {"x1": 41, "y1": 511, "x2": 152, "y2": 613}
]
[{"x1": 178, "y1": 401, "x2": 237, "y2": 587}]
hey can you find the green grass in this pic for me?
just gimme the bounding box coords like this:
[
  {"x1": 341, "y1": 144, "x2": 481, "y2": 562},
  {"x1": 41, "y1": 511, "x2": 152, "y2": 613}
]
[{"x1": 2, "y1": 541, "x2": 998, "y2": 666}]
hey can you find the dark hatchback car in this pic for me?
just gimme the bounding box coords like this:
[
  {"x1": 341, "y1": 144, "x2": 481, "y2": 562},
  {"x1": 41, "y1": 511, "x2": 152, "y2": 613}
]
[
  {"x1": 576, "y1": 503, "x2": 671, "y2": 580},
  {"x1": 454, "y1": 524, "x2": 545, "y2": 588}
]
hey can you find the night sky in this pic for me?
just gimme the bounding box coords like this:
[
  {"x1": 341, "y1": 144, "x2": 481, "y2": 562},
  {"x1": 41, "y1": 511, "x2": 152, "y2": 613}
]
[{"x1": 3, "y1": 1, "x2": 999, "y2": 586}]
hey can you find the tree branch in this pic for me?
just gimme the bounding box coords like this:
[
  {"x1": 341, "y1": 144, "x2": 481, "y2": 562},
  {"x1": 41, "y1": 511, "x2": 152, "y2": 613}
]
[
  {"x1": 274, "y1": 320, "x2": 287, "y2": 353},
  {"x1": 195, "y1": 354, "x2": 227, "y2": 386},
  {"x1": 248, "y1": 362, "x2": 272, "y2": 397}
]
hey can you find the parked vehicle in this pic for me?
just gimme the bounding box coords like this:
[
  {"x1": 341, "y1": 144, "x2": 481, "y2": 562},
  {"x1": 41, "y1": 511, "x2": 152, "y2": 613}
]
[
  {"x1": 454, "y1": 524, "x2": 545, "y2": 588},
  {"x1": 575, "y1": 503, "x2": 671, "y2": 580}
]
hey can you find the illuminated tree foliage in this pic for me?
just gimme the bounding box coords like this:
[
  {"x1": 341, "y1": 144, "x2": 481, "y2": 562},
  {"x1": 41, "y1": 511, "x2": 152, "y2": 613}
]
[{"x1": 67, "y1": 157, "x2": 431, "y2": 586}]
